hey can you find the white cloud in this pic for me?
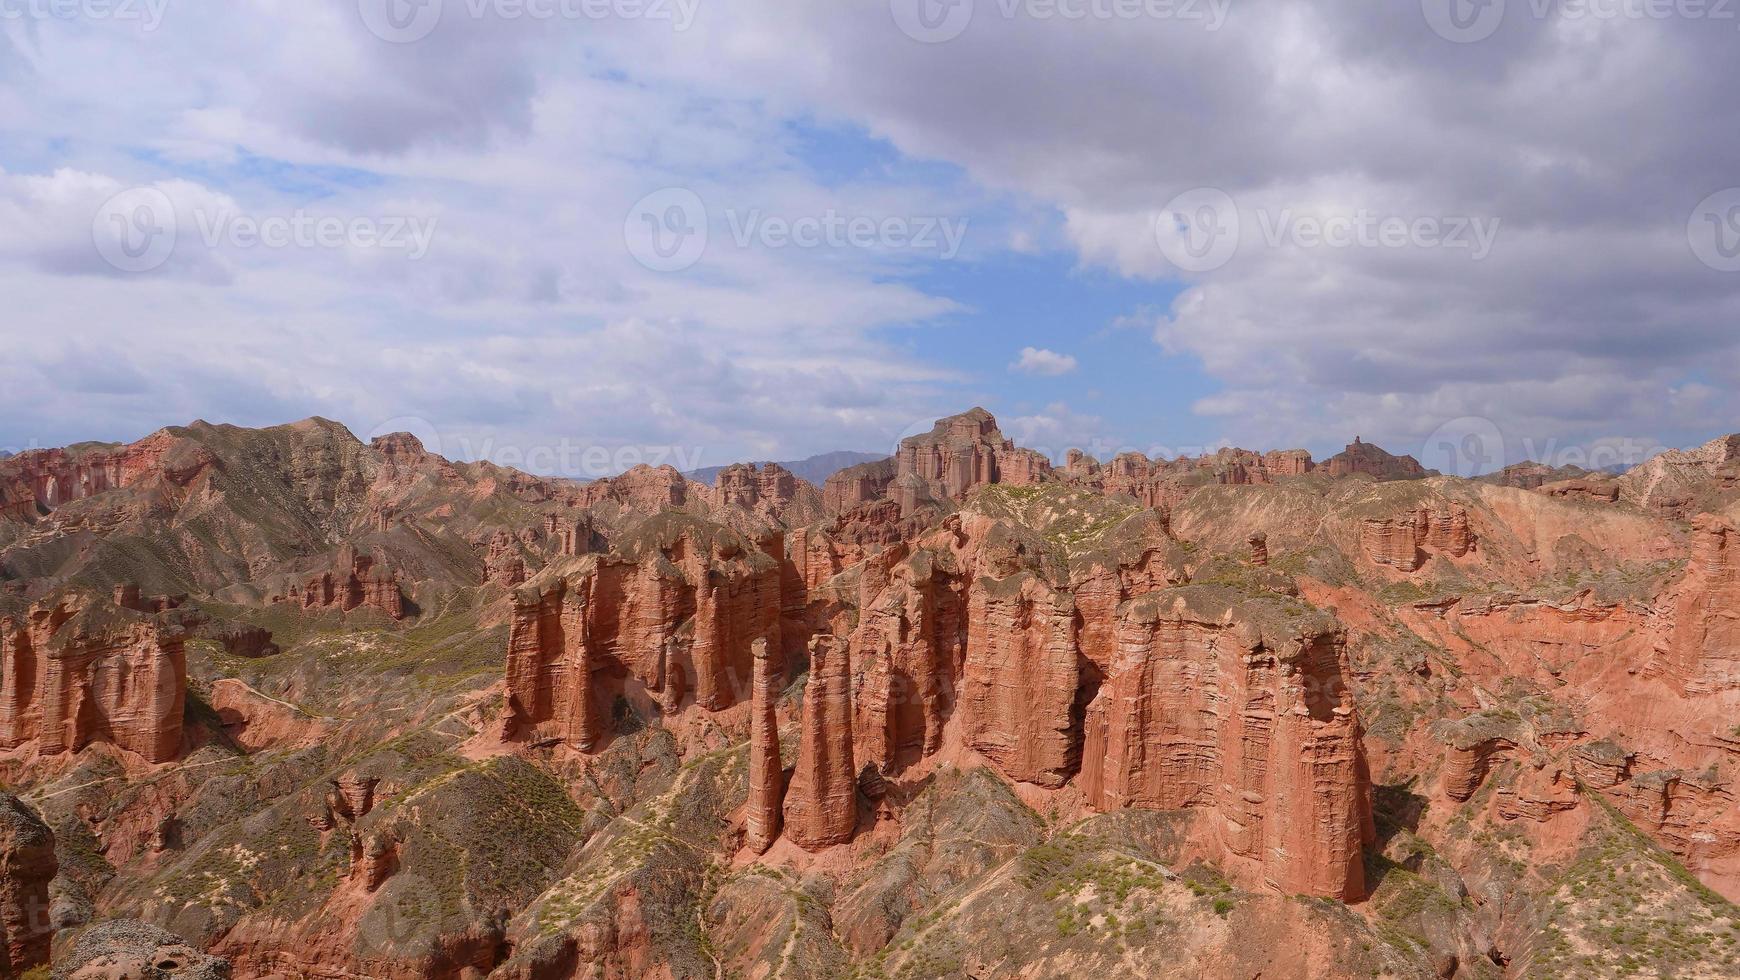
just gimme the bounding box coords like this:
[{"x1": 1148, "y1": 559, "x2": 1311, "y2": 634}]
[{"x1": 1011, "y1": 347, "x2": 1078, "y2": 377}]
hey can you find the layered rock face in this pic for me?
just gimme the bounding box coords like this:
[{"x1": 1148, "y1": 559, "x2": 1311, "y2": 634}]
[
  {"x1": 1359, "y1": 503, "x2": 1474, "y2": 571},
  {"x1": 287, "y1": 548, "x2": 405, "y2": 619},
  {"x1": 710, "y1": 463, "x2": 822, "y2": 527},
  {"x1": 745, "y1": 639, "x2": 784, "y2": 854},
  {"x1": 784, "y1": 634, "x2": 857, "y2": 849},
  {"x1": 0, "y1": 431, "x2": 216, "y2": 520},
  {"x1": 568, "y1": 463, "x2": 694, "y2": 514},
  {"x1": 823, "y1": 458, "x2": 896, "y2": 515},
  {"x1": 501, "y1": 514, "x2": 782, "y2": 745},
  {"x1": 0, "y1": 596, "x2": 186, "y2": 764},
  {"x1": 1321, "y1": 437, "x2": 1433, "y2": 480},
  {"x1": 960, "y1": 572, "x2": 1080, "y2": 788},
  {"x1": 895, "y1": 408, "x2": 1051, "y2": 501},
  {"x1": 1079, "y1": 590, "x2": 1371, "y2": 900},
  {"x1": 1653, "y1": 514, "x2": 1740, "y2": 692},
  {"x1": 0, "y1": 793, "x2": 55, "y2": 975}
]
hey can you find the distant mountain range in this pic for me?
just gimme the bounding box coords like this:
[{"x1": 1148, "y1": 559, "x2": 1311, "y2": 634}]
[{"x1": 687, "y1": 450, "x2": 885, "y2": 487}]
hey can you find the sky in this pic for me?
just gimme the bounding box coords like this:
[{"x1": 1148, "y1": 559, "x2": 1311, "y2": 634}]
[{"x1": 2, "y1": 0, "x2": 1739, "y2": 478}]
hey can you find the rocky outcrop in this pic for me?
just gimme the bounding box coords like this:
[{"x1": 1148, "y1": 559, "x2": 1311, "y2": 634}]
[
  {"x1": 502, "y1": 514, "x2": 782, "y2": 745},
  {"x1": 483, "y1": 529, "x2": 529, "y2": 587},
  {"x1": 1079, "y1": 589, "x2": 1372, "y2": 900},
  {"x1": 568, "y1": 464, "x2": 692, "y2": 514},
  {"x1": 1537, "y1": 477, "x2": 1620, "y2": 503},
  {"x1": 282, "y1": 548, "x2": 404, "y2": 619},
  {"x1": 960, "y1": 573, "x2": 1079, "y2": 788},
  {"x1": 1651, "y1": 514, "x2": 1740, "y2": 692},
  {"x1": 1, "y1": 596, "x2": 186, "y2": 764},
  {"x1": 54, "y1": 919, "x2": 230, "y2": 979},
  {"x1": 0, "y1": 431, "x2": 216, "y2": 521},
  {"x1": 1322, "y1": 438, "x2": 1433, "y2": 481},
  {"x1": 1360, "y1": 503, "x2": 1474, "y2": 571},
  {"x1": 822, "y1": 458, "x2": 896, "y2": 516},
  {"x1": 711, "y1": 463, "x2": 822, "y2": 527},
  {"x1": 784, "y1": 634, "x2": 856, "y2": 850},
  {"x1": 1360, "y1": 517, "x2": 1424, "y2": 571},
  {"x1": 895, "y1": 408, "x2": 1051, "y2": 501},
  {"x1": 1248, "y1": 531, "x2": 1269, "y2": 567},
  {"x1": 1433, "y1": 714, "x2": 1522, "y2": 802},
  {"x1": 745, "y1": 638, "x2": 784, "y2": 853},
  {"x1": 0, "y1": 793, "x2": 55, "y2": 975}
]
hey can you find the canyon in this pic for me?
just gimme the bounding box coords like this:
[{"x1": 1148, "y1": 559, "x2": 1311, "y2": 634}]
[{"x1": 0, "y1": 410, "x2": 1736, "y2": 978}]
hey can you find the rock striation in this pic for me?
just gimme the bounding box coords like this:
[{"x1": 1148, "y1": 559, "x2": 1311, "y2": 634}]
[
  {"x1": 895, "y1": 408, "x2": 1051, "y2": 502},
  {"x1": 1, "y1": 594, "x2": 186, "y2": 764},
  {"x1": 501, "y1": 513, "x2": 782, "y2": 745},
  {"x1": 783, "y1": 634, "x2": 857, "y2": 850},
  {"x1": 1321, "y1": 438, "x2": 1434, "y2": 481},
  {"x1": 1079, "y1": 589, "x2": 1372, "y2": 900},
  {"x1": 1360, "y1": 503, "x2": 1475, "y2": 571},
  {"x1": 745, "y1": 638, "x2": 784, "y2": 854},
  {"x1": 0, "y1": 793, "x2": 56, "y2": 975}
]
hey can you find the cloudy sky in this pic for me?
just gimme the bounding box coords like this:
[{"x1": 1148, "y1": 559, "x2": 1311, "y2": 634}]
[{"x1": 2, "y1": 0, "x2": 1737, "y2": 476}]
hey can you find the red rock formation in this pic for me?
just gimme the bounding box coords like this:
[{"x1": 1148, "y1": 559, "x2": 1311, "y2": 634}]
[
  {"x1": 0, "y1": 430, "x2": 216, "y2": 519},
  {"x1": 1652, "y1": 514, "x2": 1740, "y2": 692},
  {"x1": 1248, "y1": 531, "x2": 1269, "y2": 567},
  {"x1": 745, "y1": 638, "x2": 784, "y2": 853},
  {"x1": 895, "y1": 408, "x2": 1051, "y2": 501},
  {"x1": 960, "y1": 573, "x2": 1079, "y2": 788},
  {"x1": 484, "y1": 530, "x2": 528, "y2": 587},
  {"x1": 501, "y1": 579, "x2": 600, "y2": 751},
  {"x1": 0, "y1": 793, "x2": 55, "y2": 975},
  {"x1": 1536, "y1": 477, "x2": 1620, "y2": 503},
  {"x1": 711, "y1": 463, "x2": 822, "y2": 527},
  {"x1": 1263, "y1": 449, "x2": 1316, "y2": 476},
  {"x1": 1433, "y1": 715, "x2": 1521, "y2": 802},
  {"x1": 1321, "y1": 437, "x2": 1433, "y2": 480},
  {"x1": 1079, "y1": 590, "x2": 1372, "y2": 900},
  {"x1": 1360, "y1": 517, "x2": 1424, "y2": 571},
  {"x1": 822, "y1": 458, "x2": 896, "y2": 516},
  {"x1": 0, "y1": 596, "x2": 186, "y2": 764},
  {"x1": 1361, "y1": 503, "x2": 1474, "y2": 571},
  {"x1": 291, "y1": 548, "x2": 405, "y2": 619},
  {"x1": 502, "y1": 514, "x2": 782, "y2": 744},
  {"x1": 847, "y1": 546, "x2": 967, "y2": 775},
  {"x1": 569, "y1": 464, "x2": 691, "y2": 513},
  {"x1": 1418, "y1": 503, "x2": 1474, "y2": 557},
  {"x1": 784, "y1": 634, "x2": 856, "y2": 850}
]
